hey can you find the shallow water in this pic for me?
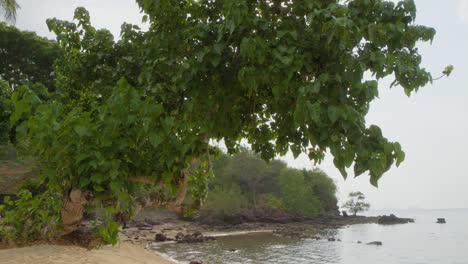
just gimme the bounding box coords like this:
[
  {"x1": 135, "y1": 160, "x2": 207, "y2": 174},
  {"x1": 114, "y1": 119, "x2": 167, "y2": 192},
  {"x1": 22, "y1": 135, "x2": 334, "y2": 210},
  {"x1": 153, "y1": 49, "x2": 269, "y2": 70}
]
[{"x1": 156, "y1": 209, "x2": 468, "y2": 264}]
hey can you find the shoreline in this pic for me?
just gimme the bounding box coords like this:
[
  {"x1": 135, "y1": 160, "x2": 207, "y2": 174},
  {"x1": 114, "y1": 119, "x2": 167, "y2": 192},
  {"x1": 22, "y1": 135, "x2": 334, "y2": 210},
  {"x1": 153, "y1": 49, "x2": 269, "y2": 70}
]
[{"x1": 0, "y1": 214, "x2": 410, "y2": 264}]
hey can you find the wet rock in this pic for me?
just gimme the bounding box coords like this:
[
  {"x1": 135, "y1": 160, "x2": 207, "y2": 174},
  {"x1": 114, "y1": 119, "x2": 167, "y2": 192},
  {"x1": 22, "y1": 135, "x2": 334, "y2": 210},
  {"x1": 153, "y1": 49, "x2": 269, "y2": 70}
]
[
  {"x1": 176, "y1": 232, "x2": 216, "y2": 243},
  {"x1": 227, "y1": 248, "x2": 238, "y2": 252},
  {"x1": 378, "y1": 214, "x2": 414, "y2": 225},
  {"x1": 189, "y1": 261, "x2": 203, "y2": 264},
  {"x1": 337, "y1": 238, "x2": 342, "y2": 242},
  {"x1": 436, "y1": 218, "x2": 446, "y2": 224},
  {"x1": 357, "y1": 241, "x2": 362, "y2": 244},
  {"x1": 155, "y1": 233, "x2": 168, "y2": 242},
  {"x1": 328, "y1": 237, "x2": 336, "y2": 242},
  {"x1": 175, "y1": 232, "x2": 185, "y2": 240},
  {"x1": 366, "y1": 241, "x2": 383, "y2": 246}
]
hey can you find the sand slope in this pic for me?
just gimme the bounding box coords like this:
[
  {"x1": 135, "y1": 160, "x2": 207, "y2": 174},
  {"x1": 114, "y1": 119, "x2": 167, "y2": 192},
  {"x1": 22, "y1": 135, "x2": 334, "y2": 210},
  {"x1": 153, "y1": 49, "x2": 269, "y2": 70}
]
[{"x1": 0, "y1": 242, "x2": 175, "y2": 264}]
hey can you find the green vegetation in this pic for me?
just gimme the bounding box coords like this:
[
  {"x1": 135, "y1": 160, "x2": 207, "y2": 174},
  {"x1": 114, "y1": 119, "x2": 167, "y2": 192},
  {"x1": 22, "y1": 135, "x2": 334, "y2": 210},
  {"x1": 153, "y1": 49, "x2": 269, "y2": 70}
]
[
  {"x1": 0, "y1": 0, "x2": 19, "y2": 23},
  {"x1": 342, "y1": 191, "x2": 370, "y2": 216},
  {"x1": 201, "y1": 148, "x2": 338, "y2": 218},
  {"x1": 0, "y1": 0, "x2": 447, "y2": 245}
]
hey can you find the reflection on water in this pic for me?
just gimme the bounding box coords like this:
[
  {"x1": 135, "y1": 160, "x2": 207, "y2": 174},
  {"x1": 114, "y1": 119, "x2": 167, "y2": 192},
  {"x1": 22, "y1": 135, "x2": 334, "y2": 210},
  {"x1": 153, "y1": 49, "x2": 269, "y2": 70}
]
[{"x1": 156, "y1": 209, "x2": 468, "y2": 264}]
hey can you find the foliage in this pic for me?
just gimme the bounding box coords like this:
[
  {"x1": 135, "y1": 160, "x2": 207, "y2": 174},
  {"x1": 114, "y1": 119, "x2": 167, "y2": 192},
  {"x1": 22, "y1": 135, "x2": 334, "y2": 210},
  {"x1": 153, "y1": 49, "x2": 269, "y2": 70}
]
[
  {"x1": 0, "y1": 190, "x2": 62, "y2": 243},
  {"x1": 0, "y1": 0, "x2": 19, "y2": 23},
  {"x1": 303, "y1": 168, "x2": 338, "y2": 214},
  {"x1": 277, "y1": 168, "x2": 321, "y2": 216},
  {"x1": 4, "y1": 0, "x2": 445, "y2": 243},
  {"x1": 262, "y1": 193, "x2": 283, "y2": 210},
  {"x1": 204, "y1": 184, "x2": 248, "y2": 216},
  {"x1": 0, "y1": 80, "x2": 12, "y2": 145},
  {"x1": 209, "y1": 149, "x2": 336, "y2": 216},
  {"x1": 342, "y1": 191, "x2": 370, "y2": 216},
  {"x1": 0, "y1": 22, "x2": 60, "y2": 90}
]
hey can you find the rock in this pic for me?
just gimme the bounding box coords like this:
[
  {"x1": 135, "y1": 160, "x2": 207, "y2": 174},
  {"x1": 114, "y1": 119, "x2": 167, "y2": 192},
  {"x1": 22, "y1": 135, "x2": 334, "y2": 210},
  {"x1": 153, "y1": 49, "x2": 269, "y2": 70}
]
[
  {"x1": 328, "y1": 237, "x2": 336, "y2": 242},
  {"x1": 366, "y1": 241, "x2": 383, "y2": 246},
  {"x1": 144, "y1": 218, "x2": 161, "y2": 225},
  {"x1": 175, "y1": 232, "x2": 216, "y2": 243},
  {"x1": 137, "y1": 226, "x2": 153, "y2": 231},
  {"x1": 189, "y1": 261, "x2": 203, "y2": 264},
  {"x1": 337, "y1": 238, "x2": 342, "y2": 242},
  {"x1": 378, "y1": 214, "x2": 414, "y2": 225},
  {"x1": 436, "y1": 218, "x2": 446, "y2": 224},
  {"x1": 227, "y1": 248, "x2": 238, "y2": 252},
  {"x1": 342, "y1": 211, "x2": 349, "y2": 217},
  {"x1": 155, "y1": 233, "x2": 168, "y2": 242},
  {"x1": 175, "y1": 232, "x2": 185, "y2": 240},
  {"x1": 357, "y1": 241, "x2": 362, "y2": 244}
]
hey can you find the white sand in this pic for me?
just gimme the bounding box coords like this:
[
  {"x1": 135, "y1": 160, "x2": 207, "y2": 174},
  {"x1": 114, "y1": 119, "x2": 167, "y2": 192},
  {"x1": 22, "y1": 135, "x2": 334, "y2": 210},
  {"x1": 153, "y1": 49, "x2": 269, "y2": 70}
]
[{"x1": 0, "y1": 242, "x2": 176, "y2": 264}]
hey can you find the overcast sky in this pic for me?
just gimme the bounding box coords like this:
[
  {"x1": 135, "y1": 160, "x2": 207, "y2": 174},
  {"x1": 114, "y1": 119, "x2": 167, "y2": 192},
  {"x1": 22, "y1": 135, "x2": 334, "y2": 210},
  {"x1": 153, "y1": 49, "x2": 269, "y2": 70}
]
[{"x1": 5, "y1": 0, "x2": 468, "y2": 210}]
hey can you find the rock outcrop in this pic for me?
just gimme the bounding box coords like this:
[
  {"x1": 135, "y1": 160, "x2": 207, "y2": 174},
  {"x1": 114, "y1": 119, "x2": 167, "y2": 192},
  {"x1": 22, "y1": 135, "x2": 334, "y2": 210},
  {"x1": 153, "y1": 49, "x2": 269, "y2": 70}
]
[{"x1": 378, "y1": 214, "x2": 414, "y2": 225}]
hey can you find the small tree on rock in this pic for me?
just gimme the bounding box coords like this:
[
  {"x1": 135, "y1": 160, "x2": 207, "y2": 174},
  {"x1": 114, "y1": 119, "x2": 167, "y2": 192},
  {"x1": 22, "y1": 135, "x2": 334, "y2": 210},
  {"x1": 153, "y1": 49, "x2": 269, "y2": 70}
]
[{"x1": 342, "y1": 191, "x2": 370, "y2": 216}]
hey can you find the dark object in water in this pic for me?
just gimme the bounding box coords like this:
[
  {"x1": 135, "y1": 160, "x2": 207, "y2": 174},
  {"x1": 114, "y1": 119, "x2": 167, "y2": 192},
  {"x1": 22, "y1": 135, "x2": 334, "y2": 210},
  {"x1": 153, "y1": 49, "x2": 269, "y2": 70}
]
[
  {"x1": 357, "y1": 241, "x2": 362, "y2": 244},
  {"x1": 328, "y1": 237, "x2": 336, "y2": 242},
  {"x1": 366, "y1": 241, "x2": 383, "y2": 246},
  {"x1": 342, "y1": 211, "x2": 349, "y2": 217},
  {"x1": 227, "y1": 248, "x2": 238, "y2": 252},
  {"x1": 437, "y1": 218, "x2": 446, "y2": 224},
  {"x1": 378, "y1": 214, "x2": 414, "y2": 225},
  {"x1": 190, "y1": 261, "x2": 203, "y2": 264}
]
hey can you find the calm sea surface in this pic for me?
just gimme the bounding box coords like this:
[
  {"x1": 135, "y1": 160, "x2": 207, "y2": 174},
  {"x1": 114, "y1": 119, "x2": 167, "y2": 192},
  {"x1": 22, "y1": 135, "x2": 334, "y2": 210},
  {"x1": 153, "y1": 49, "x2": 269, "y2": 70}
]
[{"x1": 156, "y1": 209, "x2": 468, "y2": 264}]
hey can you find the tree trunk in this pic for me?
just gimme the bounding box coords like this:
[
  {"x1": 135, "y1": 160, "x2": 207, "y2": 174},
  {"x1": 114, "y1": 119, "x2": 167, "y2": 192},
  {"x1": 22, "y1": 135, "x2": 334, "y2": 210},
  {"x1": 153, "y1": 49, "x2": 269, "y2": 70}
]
[
  {"x1": 60, "y1": 189, "x2": 87, "y2": 235},
  {"x1": 167, "y1": 171, "x2": 189, "y2": 212}
]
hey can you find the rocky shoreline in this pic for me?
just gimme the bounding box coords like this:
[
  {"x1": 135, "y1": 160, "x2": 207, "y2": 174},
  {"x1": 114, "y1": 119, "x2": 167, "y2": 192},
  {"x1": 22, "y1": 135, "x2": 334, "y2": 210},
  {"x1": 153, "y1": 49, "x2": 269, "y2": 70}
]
[{"x1": 120, "y1": 213, "x2": 413, "y2": 248}]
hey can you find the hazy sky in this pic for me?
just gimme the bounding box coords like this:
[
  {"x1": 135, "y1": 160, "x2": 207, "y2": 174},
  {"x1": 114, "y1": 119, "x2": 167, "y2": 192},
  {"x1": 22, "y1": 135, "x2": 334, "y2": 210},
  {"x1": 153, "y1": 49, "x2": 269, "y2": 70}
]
[{"x1": 5, "y1": 0, "x2": 468, "y2": 210}]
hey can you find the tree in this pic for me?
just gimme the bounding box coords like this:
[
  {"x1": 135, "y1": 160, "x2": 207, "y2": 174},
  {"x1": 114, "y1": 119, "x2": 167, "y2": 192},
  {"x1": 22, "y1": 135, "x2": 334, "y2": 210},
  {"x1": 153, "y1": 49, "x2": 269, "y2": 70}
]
[
  {"x1": 342, "y1": 191, "x2": 370, "y2": 216},
  {"x1": 0, "y1": 22, "x2": 60, "y2": 91},
  {"x1": 304, "y1": 168, "x2": 339, "y2": 214},
  {"x1": 0, "y1": 81, "x2": 12, "y2": 145},
  {"x1": 0, "y1": 0, "x2": 19, "y2": 23},
  {"x1": 278, "y1": 168, "x2": 321, "y2": 216},
  {"x1": 2, "y1": 0, "x2": 447, "y2": 244}
]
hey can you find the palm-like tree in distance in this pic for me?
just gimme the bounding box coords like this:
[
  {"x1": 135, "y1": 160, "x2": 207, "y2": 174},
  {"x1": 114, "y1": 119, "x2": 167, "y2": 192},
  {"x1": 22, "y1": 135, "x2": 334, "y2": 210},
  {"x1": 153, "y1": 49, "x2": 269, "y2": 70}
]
[{"x1": 1, "y1": 0, "x2": 20, "y2": 23}]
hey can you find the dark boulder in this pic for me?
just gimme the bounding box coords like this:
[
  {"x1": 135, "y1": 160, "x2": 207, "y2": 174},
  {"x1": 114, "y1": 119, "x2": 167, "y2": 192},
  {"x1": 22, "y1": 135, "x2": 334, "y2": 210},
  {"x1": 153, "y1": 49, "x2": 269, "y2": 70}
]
[
  {"x1": 366, "y1": 241, "x2": 383, "y2": 246},
  {"x1": 436, "y1": 218, "x2": 446, "y2": 224},
  {"x1": 328, "y1": 237, "x2": 336, "y2": 242},
  {"x1": 378, "y1": 214, "x2": 414, "y2": 225},
  {"x1": 155, "y1": 233, "x2": 168, "y2": 242},
  {"x1": 189, "y1": 261, "x2": 203, "y2": 264},
  {"x1": 357, "y1": 241, "x2": 362, "y2": 244},
  {"x1": 342, "y1": 211, "x2": 349, "y2": 217}
]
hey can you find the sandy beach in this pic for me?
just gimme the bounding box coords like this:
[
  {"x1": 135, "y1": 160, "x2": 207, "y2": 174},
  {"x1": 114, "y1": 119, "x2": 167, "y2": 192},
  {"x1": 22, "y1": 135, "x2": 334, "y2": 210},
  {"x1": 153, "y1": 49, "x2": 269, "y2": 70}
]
[{"x1": 0, "y1": 242, "x2": 176, "y2": 264}]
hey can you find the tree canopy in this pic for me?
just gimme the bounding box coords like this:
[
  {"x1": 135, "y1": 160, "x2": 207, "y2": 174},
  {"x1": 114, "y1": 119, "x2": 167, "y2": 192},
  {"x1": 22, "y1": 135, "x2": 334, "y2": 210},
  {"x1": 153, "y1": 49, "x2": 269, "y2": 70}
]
[
  {"x1": 1, "y1": 0, "x2": 448, "y2": 244},
  {"x1": 342, "y1": 191, "x2": 370, "y2": 215},
  {"x1": 0, "y1": 22, "x2": 60, "y2": 91}
]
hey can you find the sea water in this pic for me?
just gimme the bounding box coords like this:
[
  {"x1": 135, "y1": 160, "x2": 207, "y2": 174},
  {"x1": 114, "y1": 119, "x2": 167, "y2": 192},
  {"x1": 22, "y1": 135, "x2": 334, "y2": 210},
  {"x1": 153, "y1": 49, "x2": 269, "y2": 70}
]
[{"x1": 156, "y1": 209, "x2": 468, "y2": 264}]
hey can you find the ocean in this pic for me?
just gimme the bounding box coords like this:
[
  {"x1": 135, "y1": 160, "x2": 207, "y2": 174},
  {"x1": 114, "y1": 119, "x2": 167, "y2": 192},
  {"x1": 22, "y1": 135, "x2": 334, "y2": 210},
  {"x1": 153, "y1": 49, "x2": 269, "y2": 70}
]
[{"x1": 156, "y1": 209, "x2": 468, "y2": 264}]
